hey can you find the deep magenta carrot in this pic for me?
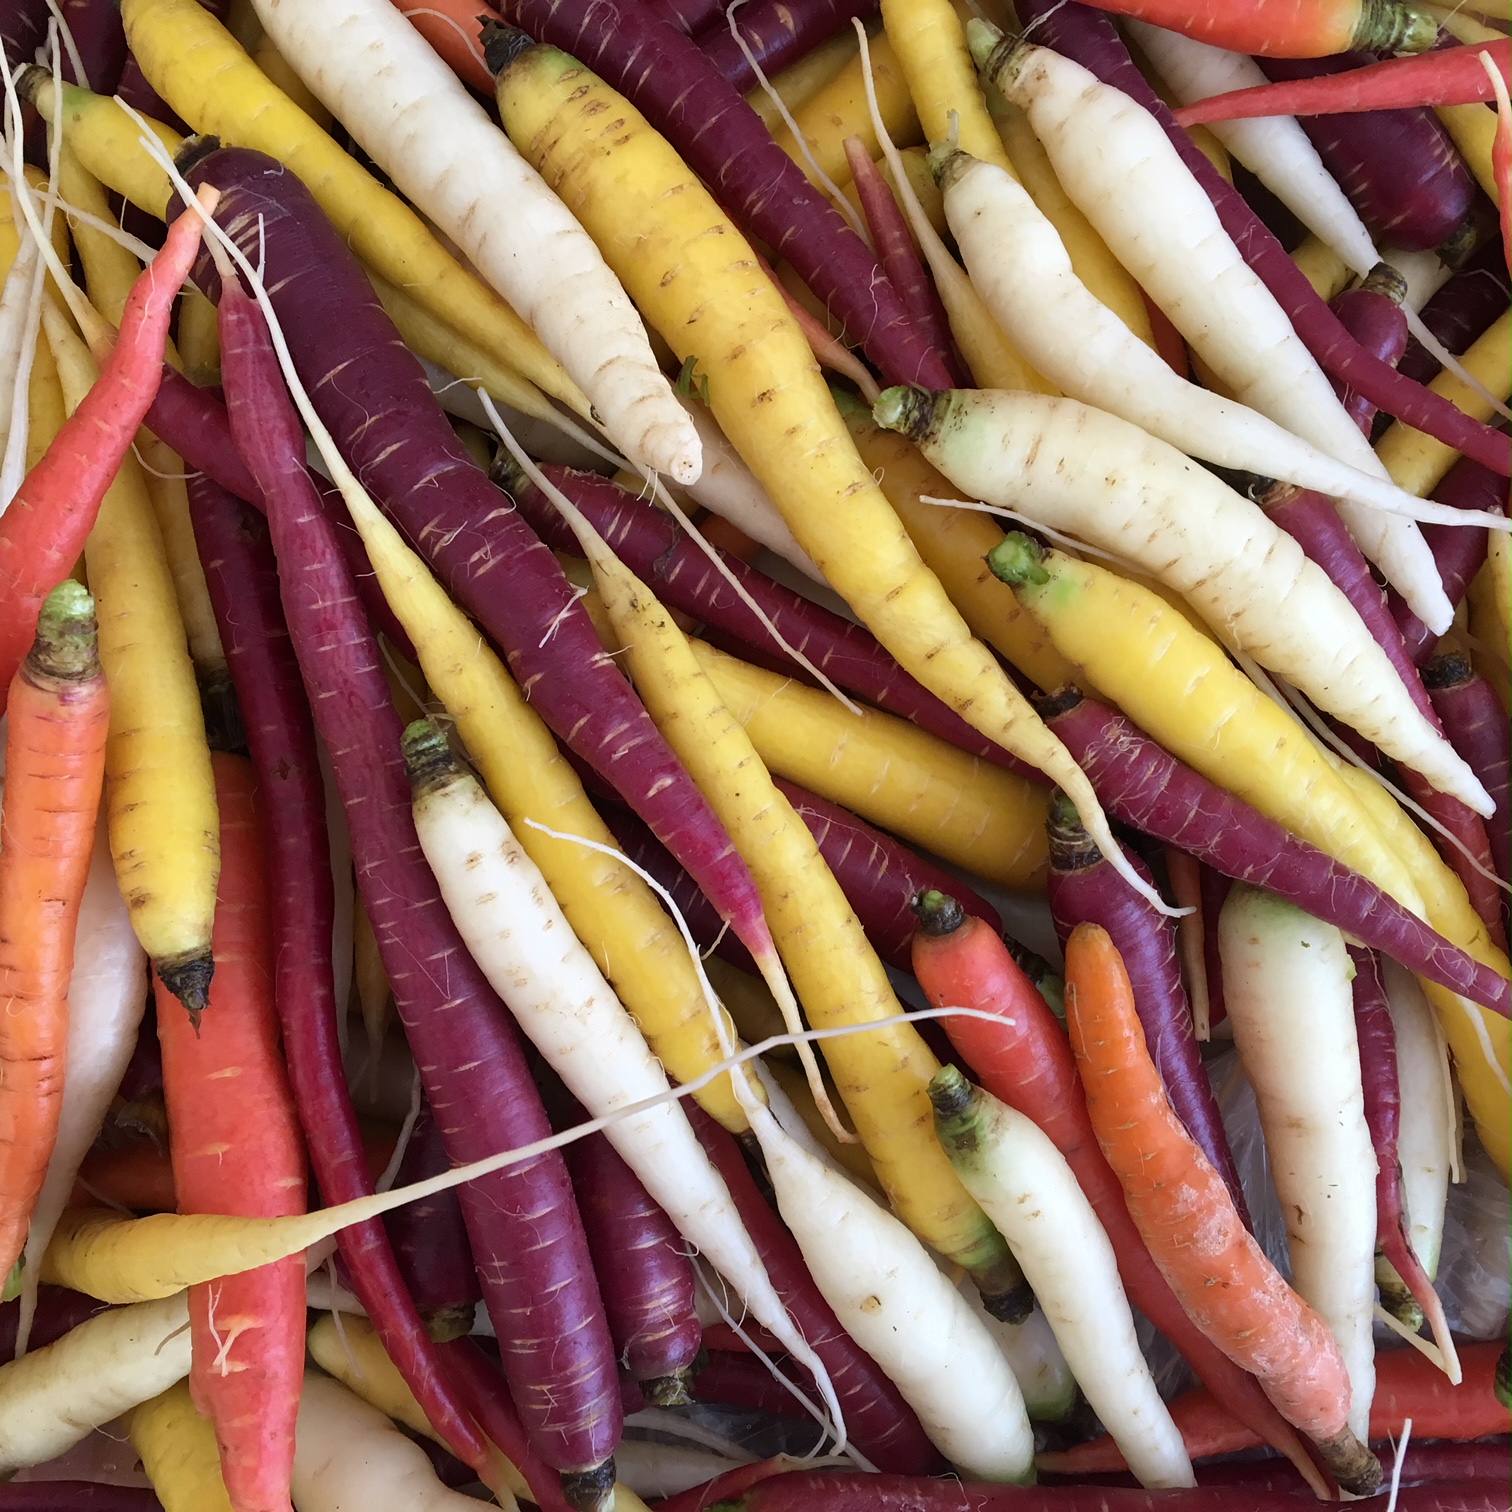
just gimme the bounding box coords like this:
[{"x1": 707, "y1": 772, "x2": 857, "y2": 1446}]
[
  {"x1": 494, "y1": 0, "x2": 953, "y2": 388},
  {"x1": 692, "y1": 1350, "x2": 817, "y2": 1420},
  {"x1": 1177, "y1": 39, "x2": 1512, "y2": 124},
  {"x1": 1012, "y1": 0, "x2": 1510, "y2": 477},
  {"x1": 1425, "y1": 653, "x2": 1512, "y2": 888},
  {"x1": 698, "y1": 0, "x2": 873, "y2": 94},
  {"x1": 1043, "y1": 793, "x2": 1248, "y2": 1227},
  {"x1": 186, "y1": 473, "x2": 489, "y2": 1475},
  {"x1": 382, "y1": 1100, "x2": 481, "y2": 1343},
  {"x1": 690, "y1": 1107, "x2": 945, "y2": 1475},
  {"x1": 511, "y1": 464, "x2": 1040, "y2": 783},
  {"x1": 1259, "y1": 53, "x2": 1477, "y2": 253},
  {"x1": 1040, "y1": 689, "x2": 1509, "y2": 1015},
  {"x1": 1398, "y1": 240, "x2": 1510, "y2": 389},
  {"x1": 568, "y1": 1129, "x2": 701, "y2": 1405},
  {"x1": 1328, "y1": 264, "x2": 1409, "y2": 436},
  {"x1": 179, "y1": 145, "x2": 780, "y2": 994},
  {"x1": 54, "y1": 0, "x2": 126, "y2": 92},
  {"x1": 215, "y1": 281, "x2": 621, "y2": 1505},
  {"x1": 907, "y1": 893, "x2": 1327, "y2": 1491},
  {"x1": 154, "y1": 752, "x2": 307, "y2": 1512},
  {"x1": 0, "y1": 195, "x2": 206, "y2": 705}
]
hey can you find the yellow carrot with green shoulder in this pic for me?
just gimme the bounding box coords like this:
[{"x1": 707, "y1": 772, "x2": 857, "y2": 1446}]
[{"x1": 491, "y1": 28, "x2": 1168, "y2": 917}]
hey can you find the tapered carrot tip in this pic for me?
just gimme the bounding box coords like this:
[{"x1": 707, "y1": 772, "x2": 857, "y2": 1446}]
[
  {"x1": 642, "y1": 1370, "x2": 694, "y2": 1408},
  {"x1": 1356, "y1": 0, "x2": 1437, "y2": 55},
  {"x1": 561, "y1": 1457, "x2": 617, "y2": 1512},
  {"x1": 481, "y1": 19, "x2": 537, "y2": 78},
  {"x1": 1317, "y1": 1428, "x2": 1383, "y2": 1498},
  {"x1": 24, "y1": 580, "x2": 100, "y2": 686},
  {"x1": 911, "y1": 888, "x2": 966, "y2": 937},
  {"x1": 401, "y1": 717, "x2": 461, "y2": 795},
  {"x1": 871, "y1": 384, "x2": 943, "y2": 443},
  {"x1": 984, "y1": 533, "x2": 1051, "y2": 591},
  {"x1": 157, "y1": 951, "x2": 215, "y2": 1029}
]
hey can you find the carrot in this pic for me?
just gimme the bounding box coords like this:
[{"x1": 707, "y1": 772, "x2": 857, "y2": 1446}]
[
  {"x1": 130, "y1": 1378, "x2": 235, "y2": 1512},
  {"x1": 389, "y1": 0, "x2": 501, "y2": 94},
  {"x1": 74, "y1": 1142, "x2": 177, "y2": 1215},
  {"x1": 0, "y1": 583, "x2": 109, "y2": 1283},
  {"x1": 1426, "y1": 652, "x2": 1512, "y2": 889},
  {"x1": 700, "y1": 0, "x2": 872, "y2": 96},
  {"x1": 0, "y1": 192, "x2": 207, "y2": 708},
  {"x1": 155, "y1": 753, "x2": 307, "y2": 1512},
  {"x1": 1176, "y1": 39, "x2": 1512, "y2": 122},
  {"x1": 1064, "y1": 921, "x2": 1380, "y2": 1495}
]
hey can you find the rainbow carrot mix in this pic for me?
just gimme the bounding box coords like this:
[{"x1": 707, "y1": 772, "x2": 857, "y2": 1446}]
[{"x1": 0, "y1": 1, "x2": 1505, "y2": 1507}]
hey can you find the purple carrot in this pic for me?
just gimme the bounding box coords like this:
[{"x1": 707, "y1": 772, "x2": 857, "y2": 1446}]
[
  {"x1": 382, "y1": 1099, "x2": 483, "y2": 1342},
  {"x1": 1044, "y1": 790, "x2": 1250, "y2": 1227},
  {"x1": 1398, "y1": 237, "x2": 1511, "y2": 389},
  {"x1": 0, "y1": 1490, "x2": 164, "y2": 1511},
  {"x1": 495, "y1": 0, "x2": 953, "y2": 390},
  {"x1": 692, "y1": 1349, "x2": 818, "y2": 1421},
  {"x1": 1259, "y1": 53, "x2": 1477, "y2": 254},
  {"x1": 843, "y1": 138, "x2": 967, "y2": 387},
  {"x1": 1328, "y1": 262, "x2": 1409, "y2": 436},
  {"x1": 0, "y1": 1284, "x2": 108, "y2": 1357},
  {"x1": 711, "y1": 1470, "x2": 1510, "y2": 1512},
  {"x1": 510, "y1": 462, "x2": 1042, "y2": 785},
  {"x1": 1012, "y1": 0, "x2": 1510, "y2": 478},
  {"x1": 568, "y1": 1129, "x2": 702, "y2": 1405},
  {"x1": 215, "y1": 283, "x2": 621, "y2": 1506},
  {"x1": 186, "y1": 474, "x2": 493, "y2": 1477},
  {"x1": 1390, "y1": 450, "x2": 1503, "y2": 664},
  {"x1": 690, "y1": 1107, "x2": 946, "y2": 1475},
  {"x1": 178, "y1": 147, "x2": 782, "y2": 998},
  {"x1": 649, "y1": 0, "x2": 722, "y2": 33},
  {"x1": 115, "y1": 48, "x2": 186, "y2": 133},
  {"x1": 53, "y1": 0, "x2": 125, "y2": 92},
  {"x1": 1349, "y1": 948, "x2": 1451, "y2": 1349},
  {"x1": 699, "y1": 0, "x2": 874, "y2": 96},
  {"x1": 1257, "y1": 480, "x2": 1505, "y2": 945},
  {"x1": 1425, "y1": 653, "x2": 1512, "y2": 890},
  {"x1": 1199, "y1": 865, "x2": 1231, "y2": 1033},
  {"x1": 0, "y1": 0, "x2": 49, "y2": 65},
  {"x1": 1037, "y1": 688, "x2": 1510, "y2": 1015}
]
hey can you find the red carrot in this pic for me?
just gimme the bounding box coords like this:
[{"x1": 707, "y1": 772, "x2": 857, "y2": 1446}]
[
  {"x1": 180, "y1": 146, "x2": 782, "y2": 1008},
  {"x1": 569, "y1": 1130, "x2": 702, "y2": 1404},
  {"x1": 1259, "y1": 52, "x2": 1478, "y2": 253},
  {"x1": 494, "y1": 0, "x2": 953, "y2": 389},
  {"x1": 217, "y1": 280, "x2": 622, "y2": 1507},
  {"x1": 699, "y1": 0, "x2": 873, "y2": 95},
  {"x1": 1071, "y1": 0, "x2": 1434, "y2": 58},
  {"x1": 1043, "y1": 793, "x2": 1249, "y2": 1227},
  {"x1": 1425, "y1": 653, "x2": 1512, "y2": 889},
  {"x1": 155, "y1": 752, "x2": 307, "y2": 1512},
  {"x1": 690, "y1": 1108, "x2": 945, "y2": 1475},
  {"x1": 1176, "y1": 38, "x2": 1512, "y2": 123},
  {"x1": 186, "y1": 473, "x2": 490, "y2": 1476},
  {"x1": 907, "y1": 892, "x2": 1330, "y2": 1493},
  {"x1": 1013, "y1": 0, "x2": 1510, "y2": 477},
  {"x1": 0, "y1": 193, "x2": 207, "y2": 706},
  {"x1": 382, "y1": 1099, "x2": 482, "y2": 1343},
  {"x1": 1039, "y1": 688, "x2": 1509, "y2": 1016},
  {"x1": 692, "y1": 1351, "x2": 817, "y2": 1421}
]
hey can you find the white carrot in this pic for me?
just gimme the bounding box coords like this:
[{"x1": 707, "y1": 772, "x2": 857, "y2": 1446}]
[
  {"x1": 876, "y1": 384, "x2": 1495, "y2": 816},
  {"x1": 1382, "y1": 960, "x2": 1455, "y2": 1288},
  {"x1": 399, "y1": 720, "x2": 844, "y2": 1438},
  {"x1": 973, "y1": 31, "x2": 1455, "y2": 634},
  {"x1": 740, "y1": 1095, "x2": 1036, "y2": 1482},
  {"x1": 247, "y1": 0, "x2": 700, "y2": 482},
  {"x1": 15, "y1": 821, "x2": 148, "y2": 1356},
  {"x1": 293, "y1": 1371, "x2": 520, "y2": 1512},
  {"x1": 1218, "y1": 885, "x2": 1378, "y2": 1441},
  {"x1": 930, "y1": 1066, "x2": 1194, "y2": 1490},
  {"x1": 932, "y1": 147, "x2": 1449, "y2": 526},
  {"x1": 0, "y1": 1291, "x2": 192, "y2": 1472}
]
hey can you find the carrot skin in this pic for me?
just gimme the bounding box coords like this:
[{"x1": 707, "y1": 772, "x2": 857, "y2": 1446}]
[
  {"x1": 1044, "y1": 807, "x2": 1248, "y2": 1226},
  {"x1": 0, "y1": 1488, "x2": 167, "y2": 1510},
  {"x1": 53, "y1": 0, "x2": 126, "y2": 93},
  {"x1": 1328, "y1": 273, "x2": 1409, "y2": 437},
  {"x1": 180, "y1": 149, "x2": 773, "y2": 971},
  {"x1": 1041, "y1": 691, "x2": 1509, "y2": 1016},
  {"x1": 494, "y1": 0, "x2": 953, "y2": 389},
  {"x1": 691, "y1": 1351, "x2": 816, "y2": 1421},
  {"x1": 698, "y1": 0, "x2": 873, "y2": 95},
  {"x1": 218, "y1": 284, "x2": 622, "y2": 1489},
  {"x1": 569, "y1": 1130, "x2": 702, "y2": 1400},
  {"x1": 0, "y1": 1285, "x2": 109, "y2": 1358},
  {"x1": 185, "y1": 474, "x2": 489, "y2": 1474},
  {"x1": 652, "y1": 0, "x2": 723, "y2": 32},
  {"x1": 1397, "y1": 239, "x2": 1510, "y2": 390},
  {"x1": 1259, "y1": 53, "x2": 1477, "y2": 253},
  {"x1": 1013, "y1": 0, "x2": 1510, "y2": 478},
  {"x1": 690, "y1": 1108, "x2": 946, "y2": 1474},
  {"x1": 1425, "y1": 655, "x2": 1512, "y2": 889}
]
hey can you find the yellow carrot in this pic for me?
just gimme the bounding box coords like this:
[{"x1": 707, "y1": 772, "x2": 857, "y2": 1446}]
[
  {"x1": 1437, "y1": 102, "x2": 1501, "y2": 202},
  {"x1": 747, "y1": 27, "x2": 860, "y2": 131},
  {"x1": 496, "y1": 40, "x2": 1158, "y2": 913},
  {"x1": 176, "y1": 290, "x2": 221, "y2": 384},
  {"x1": 129, "y1": 1381, "x2": 236, "y2": 1512},
  {"x1": 1290, "y1": 235, "x2": 1354, "y2": 301},
  {"x1": 46, "y1": 307, "x2": 219, "y2": 1016}
]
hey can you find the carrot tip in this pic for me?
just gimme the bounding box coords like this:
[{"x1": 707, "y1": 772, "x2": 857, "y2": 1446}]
[
  {"x1": 1315, "y1": 1427, "x2": 1383, "y2": 1498},
  {"x1": 561, "y1": 1458, "x2": 617, "y2": 1512},
  {"x1": 155, "y1": 951, "x2": 215, "y2": 1025}
]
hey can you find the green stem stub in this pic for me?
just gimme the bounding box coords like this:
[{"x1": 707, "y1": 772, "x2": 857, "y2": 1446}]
[
  {"x1": 984, "y1": 532, "x2": 1049, "y2": 589},
  {"x1": 871, "y1": 384, "x2": 942, "y2": 444},
  {"x1": 927, "y1": 1063, "x2": 974, "y2": 1122},
  {"x1": 26, "y1": 580, "x2": 100, "y2": 687},
  {"x1": 1355, "y1": 0, "x2": 1436, "y2": 55},
  {"x1": 402, "y1": 717, "x2": 463, "y2": 796}
]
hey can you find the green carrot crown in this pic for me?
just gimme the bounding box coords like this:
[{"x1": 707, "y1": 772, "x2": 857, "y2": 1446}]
[
  {"x1": 401, "y1": 717, "x2": 464, "y2": 794},
  {"x1": 984, "y1": 532, "x2": 1050, "y2": 589},
  {"x1": 26, "y1": 579, "x2": 100, "y2": 684}
]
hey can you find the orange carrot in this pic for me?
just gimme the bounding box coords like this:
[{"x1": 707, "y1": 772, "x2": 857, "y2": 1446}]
[
  {"x1": 390, "y1": 0, "x2": 500, "y2": 93},
  {"x1": 1063, "y1": 922, "x2": 1381, "y2": 1498},
  {"x1": 1073, "y1": 0, "x2": 1434, "y2": 58},
  {"x1": 155, "y1": 753, "x2": 308, "y2": 1512},
  {"x1": 0, "y1": 583, "x2": 109, "y2": 1283},
  {"x1": 73, "y1": 1142, "x2": 179, "y2": 1215}
]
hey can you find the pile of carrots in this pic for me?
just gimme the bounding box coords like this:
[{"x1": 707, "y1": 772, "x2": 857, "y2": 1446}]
[{"x1": 0, "y1": 0, "x2": 1507, "y2": 1506}]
